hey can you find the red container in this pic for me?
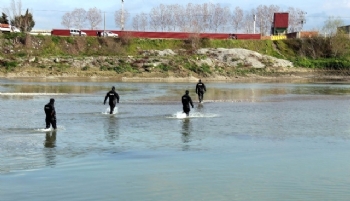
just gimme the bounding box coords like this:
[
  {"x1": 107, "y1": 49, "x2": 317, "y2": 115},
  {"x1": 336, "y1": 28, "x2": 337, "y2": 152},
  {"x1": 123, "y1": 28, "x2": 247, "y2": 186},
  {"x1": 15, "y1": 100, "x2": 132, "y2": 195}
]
[
  {"x1": 51, "y1": 29, "x2": 70, "y2": 36},
  {"x1": 274, "y1": 13, "x2": 289, "y2": 28}
]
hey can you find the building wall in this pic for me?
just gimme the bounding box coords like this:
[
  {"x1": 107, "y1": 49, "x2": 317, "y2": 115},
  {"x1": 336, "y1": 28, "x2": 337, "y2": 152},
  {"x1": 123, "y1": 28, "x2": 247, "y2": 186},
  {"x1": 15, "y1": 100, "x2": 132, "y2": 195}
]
[{"x1": 273, "y1": 13, "x2": 289, "y2": 28}]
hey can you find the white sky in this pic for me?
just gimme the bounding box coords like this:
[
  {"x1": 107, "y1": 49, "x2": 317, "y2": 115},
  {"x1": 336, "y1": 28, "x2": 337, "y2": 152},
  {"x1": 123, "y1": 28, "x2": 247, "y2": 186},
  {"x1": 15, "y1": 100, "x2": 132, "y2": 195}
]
[{"x1": 2, "y1": 0, "x2": 350, "y2": 31}]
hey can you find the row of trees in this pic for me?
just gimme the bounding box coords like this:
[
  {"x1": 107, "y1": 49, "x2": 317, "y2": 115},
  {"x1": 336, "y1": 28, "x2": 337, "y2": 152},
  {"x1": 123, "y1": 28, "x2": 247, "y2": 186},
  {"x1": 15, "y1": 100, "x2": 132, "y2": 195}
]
[
  {"x1": 61, "y1": 7, "x2": 103, "y2": 30},
  {"x1": 2, "y1": 0, "x2": 35, "y2": 32},
  {"x1": 1, "y1": 1, "x2": 343, "y2": 35},
  {"x1": 61, "y1": 3, "x2": 307, "y2": 35},
  {"x1": 131, "y1": 4, "x2": 307, "y2": 35},
  {"x1": 61, "y1": 7, "x2": 128, "y2": 31}
]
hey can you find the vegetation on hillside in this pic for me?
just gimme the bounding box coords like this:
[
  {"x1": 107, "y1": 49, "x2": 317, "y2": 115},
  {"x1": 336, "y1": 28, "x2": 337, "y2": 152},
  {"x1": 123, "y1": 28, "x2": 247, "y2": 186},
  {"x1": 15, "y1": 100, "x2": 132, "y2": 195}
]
[{"x1": 1, "y1": 32, "x2": 350, "y2": 77}]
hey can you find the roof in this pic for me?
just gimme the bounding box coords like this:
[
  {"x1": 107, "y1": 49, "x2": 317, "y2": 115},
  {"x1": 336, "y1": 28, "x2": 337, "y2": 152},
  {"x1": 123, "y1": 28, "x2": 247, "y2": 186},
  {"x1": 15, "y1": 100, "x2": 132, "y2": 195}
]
[{"x1": 273, "y1": 13, "x2": 289, "y2": 28}]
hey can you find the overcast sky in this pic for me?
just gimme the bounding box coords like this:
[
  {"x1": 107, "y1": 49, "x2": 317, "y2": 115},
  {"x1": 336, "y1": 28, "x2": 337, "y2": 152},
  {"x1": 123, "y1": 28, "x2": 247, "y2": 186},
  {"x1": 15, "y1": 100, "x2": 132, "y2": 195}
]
[{"x1": 2, "y1": 0, "x2": 350, "y2": 31}]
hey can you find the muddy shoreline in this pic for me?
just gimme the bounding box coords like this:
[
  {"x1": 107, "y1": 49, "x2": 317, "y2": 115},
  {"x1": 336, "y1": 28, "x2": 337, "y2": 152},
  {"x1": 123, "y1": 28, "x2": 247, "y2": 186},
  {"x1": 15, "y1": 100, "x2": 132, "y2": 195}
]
[{"x1": 1, "y1": 69, "x2": 349, "y2": 83}]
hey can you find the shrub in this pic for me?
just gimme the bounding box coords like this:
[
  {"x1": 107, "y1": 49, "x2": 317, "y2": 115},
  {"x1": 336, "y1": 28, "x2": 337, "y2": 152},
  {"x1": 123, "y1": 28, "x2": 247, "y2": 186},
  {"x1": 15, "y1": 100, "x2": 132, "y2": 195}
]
[
  {"x1": 51, "y1": 36, "x2": 61, "y2": 44},
  {"x1": 65, "y1": 37, "x2": 74, "y2": 44},
  {"x1": 82, "y1": 66, "x2": 90, "y2": 71},
  {"x1": 0, "y1": 60, "x2": 18, "y2": 71},
  {"x1": 157, "y1": 63, "x2": 170, "y2": 71}
]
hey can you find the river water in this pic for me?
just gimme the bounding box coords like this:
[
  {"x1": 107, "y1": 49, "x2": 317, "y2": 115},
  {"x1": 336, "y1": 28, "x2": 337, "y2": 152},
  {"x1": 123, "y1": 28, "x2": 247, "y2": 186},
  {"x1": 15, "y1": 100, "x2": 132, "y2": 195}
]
[{"x1": 1, "y1": 78, "x2": 350, "y2": 201}]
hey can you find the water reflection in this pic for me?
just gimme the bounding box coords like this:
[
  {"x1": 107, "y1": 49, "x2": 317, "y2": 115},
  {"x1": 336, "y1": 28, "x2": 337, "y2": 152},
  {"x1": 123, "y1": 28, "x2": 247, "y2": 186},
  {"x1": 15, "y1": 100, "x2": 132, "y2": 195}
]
[
  {"x1": 104, "y1": 116, "x2": 119, "y2": 143},
  {"x1": 197, "y1": 103, "x2": 204, "y2": 111},
  {"x1": 1, "y1": 83, "x2": 106, "y2": 94},
  {"x1": 44, "y1": 131, "x2": 57, "y2": 148},
  {"x1": 44, "y1": 130, "x2": 57, "y2": 167},
  {"x1": 181, "y1": 118, "x2": 191, "y2": 147}
]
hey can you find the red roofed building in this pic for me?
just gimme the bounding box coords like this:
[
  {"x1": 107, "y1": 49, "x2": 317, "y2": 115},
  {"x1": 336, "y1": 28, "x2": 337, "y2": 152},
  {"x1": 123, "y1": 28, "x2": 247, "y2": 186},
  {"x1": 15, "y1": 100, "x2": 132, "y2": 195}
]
[{"x1": 272, "y1": 13, "x2": 289, "y2": 35}]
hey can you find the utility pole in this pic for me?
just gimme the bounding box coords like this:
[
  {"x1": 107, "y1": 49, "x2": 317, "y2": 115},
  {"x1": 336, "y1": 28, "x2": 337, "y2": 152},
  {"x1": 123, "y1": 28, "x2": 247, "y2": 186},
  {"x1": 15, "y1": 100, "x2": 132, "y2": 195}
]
[
  {"x1": 253, "y1": 14, "x2": 256, "y2": 34},
  {"x1": 104, "y1": 11, "x2": 106, "y2": 36},
  {"x1": 121, "y1": 0, "x2": 124, "y2": 31}
]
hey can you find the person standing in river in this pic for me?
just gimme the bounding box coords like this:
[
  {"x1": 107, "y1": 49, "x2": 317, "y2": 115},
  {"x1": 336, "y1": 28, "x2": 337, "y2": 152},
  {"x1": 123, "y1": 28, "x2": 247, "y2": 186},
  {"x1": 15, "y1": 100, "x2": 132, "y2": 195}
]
[
  {"x1": 104, "y1": 86, "x2": 120, "y2": 114},
  {"x1": 195, "y1": 79, "x2": 206, "y2": 103},
  {"x1": 44, "y1": 98, "x2": 57, "y2": 130},
  {"x1": 182, "y1": 90, "x2": 194, "y2": 117}
]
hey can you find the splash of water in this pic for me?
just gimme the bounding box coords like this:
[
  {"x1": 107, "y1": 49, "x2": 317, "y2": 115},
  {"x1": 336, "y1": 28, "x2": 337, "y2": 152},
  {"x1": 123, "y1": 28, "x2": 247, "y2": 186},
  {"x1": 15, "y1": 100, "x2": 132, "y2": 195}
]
[
  {"x1": 102, "y1": 107, "x2": 118, "y2": 115},
  {"x1": 35, "y1": 125, "x2": 65, "y2": 132},
  {"x1": 169, "y1": 111, "x2": 218, "y2": 119}
]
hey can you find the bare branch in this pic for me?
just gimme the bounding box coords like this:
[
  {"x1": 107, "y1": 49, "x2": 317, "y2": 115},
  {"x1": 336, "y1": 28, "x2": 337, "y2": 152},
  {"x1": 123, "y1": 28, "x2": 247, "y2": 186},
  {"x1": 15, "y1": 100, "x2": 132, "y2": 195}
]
[
  {"x1": 232, "y1": 6, "x2": 243, "y2": 32},
  {"x1": 114, "y1": 8, "x2": 129, "y2": 30},
  {"x1": 61, "y1": 12, "x2": 73, "y2": 29},
  {"x1": 71, "y1": 8, "x2": 87, "y2": 29},
  {"x1": 87, "y1": 7, "x2": 102, "y2": 30}
]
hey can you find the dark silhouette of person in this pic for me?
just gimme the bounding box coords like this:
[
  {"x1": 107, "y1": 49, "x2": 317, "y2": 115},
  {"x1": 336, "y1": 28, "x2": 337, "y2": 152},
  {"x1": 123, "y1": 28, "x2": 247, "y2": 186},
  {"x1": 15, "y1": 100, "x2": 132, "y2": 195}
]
[
  {"x1": 182, "y1": 90, "x2": 194, "y2": 117},
  {"x1": 44, "y1": 98, "x2": 57, "y2": 130},
  {"x1": 195, "y1": 79, "x2": 206, "y2": 103},
  {"x1": 104, "y1": 86, "x2": 120, "y2": 114},
  {"x1": 45, "y1": 131, "x2": 57, "y2": 148}
]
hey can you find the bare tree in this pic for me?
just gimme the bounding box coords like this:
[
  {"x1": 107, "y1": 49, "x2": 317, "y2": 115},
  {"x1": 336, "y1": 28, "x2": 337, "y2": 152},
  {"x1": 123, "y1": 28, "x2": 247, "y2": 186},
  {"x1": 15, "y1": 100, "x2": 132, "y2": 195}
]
[
  {"x1": 255, "y1": 5, "x2": 269, "y2": 35},
  {"x1": 71, "y1": 8, "x2": 87, "y2": 29},
  {"x1": 165, "y1": 5, "x2": 176, "y2": 31},
  {"x1": 200, "y1": 3, "x2": 211, "y2": 32},
  {"x1": 242, "y1": 9, "x2": 255, "y2": 33},
  {"x1": 232, "y1": 6, "x2": 243, "y2": 32},
  {"x1": 173, "y1": 4, "x2": 186, "y2": 31},
  {"x1": 61, "y1": 12, "x2": 73, "y2": 28},
  {"x1": 86, "y1": 7, "x2": 102, "y2": 30},
  {"x1": 209, "y1": 3, "x2": 230, "y2": 32},
  {"x1": 191, "y1": 3, "x2": 211, "y2": 33},
  {"x1": 114, "y1": 8, "x2": 129, "y2": 30},
  {"x1": 132, "y1": 14, "x2": 140, "y2": 31},
  {"x1": 149, "y1": 7, "x2": 161, "y2": 31},
  {"x1": 149, "y1": 4, "x2": 169, "y2": 31},
  {"x1": 322, "y1": 16, "x2": 344, "y2": 36},
  {"x1": 288, "y1": 7, "x2": 307, "y2": 32},
  {"x1": 3, "y1": 0, "x2": 22, "y2": 24},
  {"x1": 189, "y1": 3, "x2": 203, "y2": 32},
  {"x1": 139, "y1": 12, "x2": 148, "y2": 31}
]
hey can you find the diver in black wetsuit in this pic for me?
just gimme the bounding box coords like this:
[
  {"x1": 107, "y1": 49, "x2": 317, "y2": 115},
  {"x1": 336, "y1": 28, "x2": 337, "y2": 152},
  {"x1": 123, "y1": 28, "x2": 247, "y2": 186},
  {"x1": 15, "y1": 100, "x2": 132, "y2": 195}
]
[
  {"x1": 104, "y1": 86, "x2": 120, "y2": 114},
  {"x1": 195, "y1": 79, "x2": 206, "y2": 103},
  {"x1": 182, "y1": 90, "x2": 194, "y2": 117},
  {"x1": 44, "y1": 98, "x2": 57, "y2": 129}
]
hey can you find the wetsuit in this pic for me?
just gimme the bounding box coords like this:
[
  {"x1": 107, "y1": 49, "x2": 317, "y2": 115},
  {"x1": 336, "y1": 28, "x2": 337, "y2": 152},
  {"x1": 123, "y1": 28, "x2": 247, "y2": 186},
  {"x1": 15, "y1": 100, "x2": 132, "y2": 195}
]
[
  {"x1": 182, "y1": 92, "x2": 194, "y2": 117},
  {"x1": 44, "y1": 100, "x2": 57, "y2": 129},
  {"x1": 196, "y1": 81, "x2": 206, "y2": 103},
  {"x1": 104, "y1": 88, "x2": 120, "y2": 114}
]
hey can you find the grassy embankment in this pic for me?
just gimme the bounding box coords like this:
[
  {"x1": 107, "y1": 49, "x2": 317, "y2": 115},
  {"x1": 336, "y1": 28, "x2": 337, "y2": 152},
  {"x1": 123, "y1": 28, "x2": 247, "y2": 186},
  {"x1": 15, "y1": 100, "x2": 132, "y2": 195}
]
[{"x1": 1, "y1": 32, "x2": 350, "y2": 77}]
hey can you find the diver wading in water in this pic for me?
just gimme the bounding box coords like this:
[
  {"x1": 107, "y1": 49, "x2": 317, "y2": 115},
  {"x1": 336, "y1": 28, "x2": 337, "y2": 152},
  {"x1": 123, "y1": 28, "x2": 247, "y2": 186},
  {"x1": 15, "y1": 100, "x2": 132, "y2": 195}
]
[
  {"x1": 44, "y1": 98, "x2": 57, "y2": 130},
  {"x1": 104, "y1": 86, "x2": 120, "y2": 114},
  {"x1": 195, "y1": 79, "x2": 206, "y2": 103},
  {"x1": 182, "y1": 90, "x2": 194, "y2": 117}
]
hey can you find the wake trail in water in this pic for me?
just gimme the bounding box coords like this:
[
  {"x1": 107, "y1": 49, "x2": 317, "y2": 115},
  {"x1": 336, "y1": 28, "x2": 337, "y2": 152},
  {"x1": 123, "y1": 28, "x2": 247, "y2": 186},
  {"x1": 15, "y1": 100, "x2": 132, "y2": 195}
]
[
  {"x1": 168, "y1": 111, "x2": 218, "y2": 119},
  {"x1": 202, "y1": 99, "x2": 258, "y2": 103},
  {"x1": 101, "y1": 107, "x2": 118, "y2": 115},
  {"x1": 35, "y1": 125, "x2": 65, "y2": 132}
]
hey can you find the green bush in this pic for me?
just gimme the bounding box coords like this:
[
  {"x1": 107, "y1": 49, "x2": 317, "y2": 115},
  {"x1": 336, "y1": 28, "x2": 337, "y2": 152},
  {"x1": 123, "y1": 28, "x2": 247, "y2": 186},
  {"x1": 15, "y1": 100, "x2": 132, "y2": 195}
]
[
  {"x1": 51, "y1": 36, "x2": 61, "y2": 44},
  {"x1": 0, "y1": 60, "x2": 18, "y2": 71},
  {"x1": 200, "y1": 38, "x2": 211, "y2": 48},
  {"x1": 157, "y1": 63, "x2": 170, "y2": 71},
  {"x1": 65, "y1": 37, "x2": 74, "y2": 44},
  {"x1": 1, "y1": 32, "x2": 25, "y2": 40},
  {"x1": 15, "y1": 52, "x2": 27, "y2": 57},
  {"x1": 293, "y1": 58, "x2": 350, "y2": 69}
]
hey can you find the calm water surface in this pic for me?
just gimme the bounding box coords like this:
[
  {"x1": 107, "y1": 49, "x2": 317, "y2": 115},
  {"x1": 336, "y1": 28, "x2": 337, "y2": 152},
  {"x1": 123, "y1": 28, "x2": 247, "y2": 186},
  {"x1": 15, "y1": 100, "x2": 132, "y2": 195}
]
[{"x1": 1, "y1": 78, "x2": 350, "y2": 201}]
